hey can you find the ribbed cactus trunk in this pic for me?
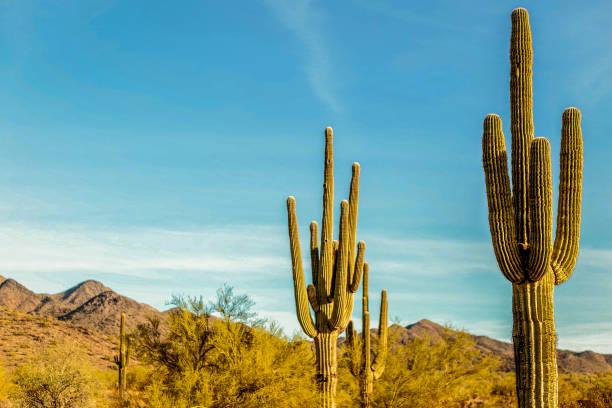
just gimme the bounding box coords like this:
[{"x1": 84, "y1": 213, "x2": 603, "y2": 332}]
[
  {"x1": 287, "y1": 127, "x2": 365, "y2": 408},
  {"x1": 346, "y1": 263, "x2": 387, "y2": 408},
  {"x1": 315, "y1": 332, "x2": 339, "y2": 407},
  {"x1": 482, "y1": 8, "x2": 583, "y2": 408},
  {"x1": 513, "y1": 272, "x2": 557, "y2": 408}
]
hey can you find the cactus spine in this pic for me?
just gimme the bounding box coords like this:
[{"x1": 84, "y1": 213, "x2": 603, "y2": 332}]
[
  {"x1": 346, "y1": 263, "x2": 388, "y2": 408},
  {"x1": 114, "y1": 313, "x2": 130, "y2": 402},
  {"x1": 287, "y1": 127, "x2": 365, "y2": 408},
  {"x1": 481, "y1": 8, "x2": 583, "y2": 408}
]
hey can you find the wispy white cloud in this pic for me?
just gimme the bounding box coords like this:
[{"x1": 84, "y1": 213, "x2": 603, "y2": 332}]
[
  {"x1": 0, "y1": 223, "x2": 286, "y2": 276},
  {"x1": 262, "y1": 0, "x2": 341, "y2": 112}
]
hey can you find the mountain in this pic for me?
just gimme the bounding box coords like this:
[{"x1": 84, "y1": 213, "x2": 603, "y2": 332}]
[
  {"x1": 0, "y1": 276, "x2": 163, "y2": 336},
  {"x1": 0, "y1": 278, "x2": 43, "y2": 312},
  {"x1": 0, "y1": 276, "x2": 610, "y2": 375},
  {"x1": 395, "y1": 319, "x2": 612, "y2": 374},
  {"x1": 59, "y1": 290, "x2": 163, "y2": 334}
]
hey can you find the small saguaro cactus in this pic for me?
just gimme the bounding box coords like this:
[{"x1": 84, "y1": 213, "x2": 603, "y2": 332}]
[
  {"x1": 346, "y1": 263, "x2": 388, "y2": 408},
  {"x1": 481, "y1": 8, "x2": 583, "y2": 408},
  {"x1": 114, "y1": 313, "x2": 130, "y2": 401},
  {"x1": 287, "y1": 127, "x2": 365, "y2": 408}
]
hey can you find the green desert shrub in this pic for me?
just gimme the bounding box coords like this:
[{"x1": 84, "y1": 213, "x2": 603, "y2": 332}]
[
  {"x1": 12, "y1": 344, "x2": 94, "y2": 408},
  {"x1": 131, "y1": 286, "x2": 318, "y2": 408}
]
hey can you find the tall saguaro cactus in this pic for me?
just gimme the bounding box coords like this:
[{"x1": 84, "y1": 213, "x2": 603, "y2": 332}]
[
  {"x1": 287, "y1": 127, "x2": 365, "y2": 408},
  {"x1": 114, "y1": 313, "x2": 130, "y2": 402},
  {"x1": 481, "y1": 8, "x2": 583, "y2": 408},
  {"x1": 346, "y1": 263, "x2": 388, "y2": 408}
]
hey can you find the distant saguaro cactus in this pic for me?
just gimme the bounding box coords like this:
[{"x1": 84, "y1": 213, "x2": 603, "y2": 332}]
[
  {"x1": 481, "y1": 8, "x2": 583, "y2": 408},
  {"x1": 346, "y1": 263, "x2": 388, "y2": 408},
  {"x1": 114, "y1": 313, "x2": 130, "y2": 402},
  {"x1": 287, "y1": 127, "x2": 365, "y2": 408}
]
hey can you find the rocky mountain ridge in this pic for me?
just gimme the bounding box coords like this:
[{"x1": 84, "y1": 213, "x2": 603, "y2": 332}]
[
  {"x1": 0, "y1": 275, "x2": 163, "y2": 335},
  {"x1": 0, "y1": 275, "x2": 610, "y2": 374}
]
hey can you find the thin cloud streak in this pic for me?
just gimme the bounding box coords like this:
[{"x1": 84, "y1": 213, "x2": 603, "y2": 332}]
[{"x1": 262, "y1": 0, "x2": 341, "y2": 112}]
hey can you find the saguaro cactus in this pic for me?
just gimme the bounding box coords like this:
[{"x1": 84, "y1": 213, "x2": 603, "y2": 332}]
[
  {"x1": 481, "y1": 8, "x2": 583, "y2": 408},
  {"x1": 287, "y1": 127, "x2": 365, "y2": 408},
  {"x1": 114, "y1": 313, "x2": 130, "y2": 401},
  {"x1": 346, "y1": 263, "x2": 388, "y2": 408}
]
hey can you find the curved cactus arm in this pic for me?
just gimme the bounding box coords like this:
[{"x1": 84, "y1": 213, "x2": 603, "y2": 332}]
[
  {"x1": 509, "y1": 7, "x2": 534, "y2": 246},
  {"x1": 329, "y1": 201, "x2": 350, "y2": 330},
  {"x1": 482, "y1": 114, "x2": 524, "y2": 283},
  {"x1": 526, "y1": 138, "x2": 553, "y2": 282},
  {"x1": 552, "y1": 108, "x2": 583, "y2": 285},
  {"x1": 319, "y1": 127, "x2": 335, "y2": 301},
  {"x1": 287, "y1": 197, "x2": 318, "y2": 338},
  {"x1": 310, "y1": 221, "x2": 320, "y2": 289},
  {"x1": 372, "y1": 290, "x2": 388, "y2": 380},
  {"x1": 347, "y1": 163, "x2": 360, "y2": 276},
  {"x1": 341, "y1": 163, "x2": 361, "y2": 328},
  {"x1": 349, "y1": 241, "x2": 365, "y2": 293}
]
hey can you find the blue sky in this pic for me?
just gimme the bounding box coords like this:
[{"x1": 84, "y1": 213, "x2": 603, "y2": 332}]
[{"x1": 1, "y1": 0, "x2": 611, "y2": 352}]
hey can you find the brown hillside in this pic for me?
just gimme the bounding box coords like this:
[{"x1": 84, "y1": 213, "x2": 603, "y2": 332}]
[
  {"x1": 393, "y1": 319, "x2": 612, "y2": 374},
  {"x1": 59, "y1": 290, "x2": 163, "y2": 334},
  {"x1": 0, "y1": 276, "x2": 164, "y2": 336},
  {"x1": 0, "y1": 307, "x2": 117, "y2": 371}
]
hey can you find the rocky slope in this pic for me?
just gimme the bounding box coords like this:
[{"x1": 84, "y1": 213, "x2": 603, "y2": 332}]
[
  {"x1": 0, "y1": 276, "x2": 163, "y2": 335},
  {"x1": 395, "y1": 319, "x2": 612, "y2": 374}
]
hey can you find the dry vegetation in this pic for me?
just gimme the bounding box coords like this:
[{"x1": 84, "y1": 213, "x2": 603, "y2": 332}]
[
  {"x1": 0, "y1": 288, "x2": 609, "y2": 408},
  {"x1": 0, "y1": 307, "x2": 116, "y2": 371}
]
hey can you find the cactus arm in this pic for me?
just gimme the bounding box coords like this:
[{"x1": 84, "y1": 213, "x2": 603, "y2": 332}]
[
  {"x1": 552, "y1": 108, "x2": 583, "y2": 285},
  {"x1": 346, "y1": 320, "x2": 360, "y2": 377},
  {"x1": 526, "y1": 138, "x2": 553, "y2": 282},
  {"x1": 340, "y1": 163, "x2": 361, "y2": 329},
  {"x1": 509, "y1": 7, "x2": 534, "y2": 246},
  {"x1": 329, "y1": 200, "x2": 350, "y2": 330},
  {"x1": 310, "y1": 221, "x2": 320, "y2": 289},
  {"x1": 327, "y1": 240, "x2": 339, "y2": 303},
  {"x1": 307, "y1": 284, "x2": 320, "y2": 312},
  {"x1": 346, "y1": 320, "x2": 355, "y2": 346},
  {"x1": 320, "y1": 127, "x2": 335, "y2": 301},
  {"x1": 372, "y1": 290, "x2": 388, "y2": 380},
  {"x1": 362, "y1": 263, "x2": 369, "y2": 312},
  {"x1": 362, "y1": 310, "x2": 371, "y2": 375},
  {"x1": 287, "y1": 196, "x2": 318, "y2": 338},
  {"x1": 349, "y1": 242, "x2": 365, "y2": 293},
  {"x1": 482, "y1": 114, "x2": 524, "y2": 283},
  {"x1": 347, "y1": 163, "x2": 360, "y2": 277}
]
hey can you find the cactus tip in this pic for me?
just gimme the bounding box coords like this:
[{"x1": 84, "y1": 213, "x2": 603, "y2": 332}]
[
  {"x1": 512, "y1": 7, "x2": 529, "y2": 18},
  {"x1": 563, "y1": 107, "x2": 581, "y2": 119}
]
